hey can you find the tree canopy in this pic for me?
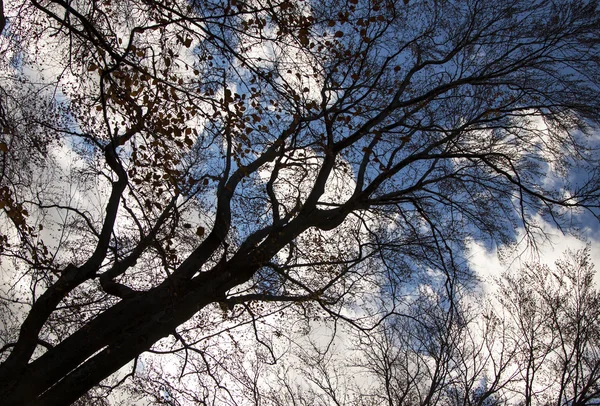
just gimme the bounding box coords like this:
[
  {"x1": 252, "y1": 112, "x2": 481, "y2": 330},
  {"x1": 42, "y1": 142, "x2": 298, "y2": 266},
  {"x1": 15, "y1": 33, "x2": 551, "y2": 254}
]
[{"x1": 0, "y1": 0, "x2": 599, "y2": 404}]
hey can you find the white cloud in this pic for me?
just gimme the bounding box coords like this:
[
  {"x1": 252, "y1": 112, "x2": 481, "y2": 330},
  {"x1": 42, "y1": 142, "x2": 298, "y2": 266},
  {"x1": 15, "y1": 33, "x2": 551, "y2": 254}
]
[{"x1": 467, "y1": 216, "x2": 600, "y2": 293}]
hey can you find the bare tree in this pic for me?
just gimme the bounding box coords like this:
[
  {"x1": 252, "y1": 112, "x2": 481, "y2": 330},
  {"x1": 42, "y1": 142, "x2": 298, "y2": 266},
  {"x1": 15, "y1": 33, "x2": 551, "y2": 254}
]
[
  {"x1": 290, "y1": 248, "x2": 599, "y2": 406},
  {"x1": 496, "y1": 246, "x2": 600, "y2": 406},
  {"x1": 350, "y1": 280, "x2": 513, "y2": 406},
  {"x1": 0, "y1": 0, "x2": 599, "y2": 404}
]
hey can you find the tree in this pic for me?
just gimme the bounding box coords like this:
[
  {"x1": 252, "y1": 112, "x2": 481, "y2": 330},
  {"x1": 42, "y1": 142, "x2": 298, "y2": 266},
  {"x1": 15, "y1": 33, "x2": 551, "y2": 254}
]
[
  {"x1": 0, "y1": 0, "x2": 599, "y2": 404},
  {"x1": 346, "y1": 275, "x2": 513, "y2": 406},
  {"x1": 496, "y1": 246, "x2": 600, "y2": 406},
  {"x1": 268, "y1": 249, "x2": 600, "y2": 406}
]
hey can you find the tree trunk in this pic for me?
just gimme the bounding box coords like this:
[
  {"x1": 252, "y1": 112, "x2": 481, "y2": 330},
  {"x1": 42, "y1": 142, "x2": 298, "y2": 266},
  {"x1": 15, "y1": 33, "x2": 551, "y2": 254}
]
[{"x1": 0, "y1": 265, "x2": 244, "y2": 406}]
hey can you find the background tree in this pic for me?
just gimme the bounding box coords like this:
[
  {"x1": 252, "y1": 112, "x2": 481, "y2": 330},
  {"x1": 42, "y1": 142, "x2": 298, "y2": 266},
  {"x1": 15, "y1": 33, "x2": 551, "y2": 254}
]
[
  {"x1": 345, "y1": 278, "x2": 513, "y2": 406},
  {"x1": 496, "y1": 246, "x2": 600, "y2": 406},
  {"x1": 261, "y1": 249, "x2": 599, "y2": 406},
  {"x1": 0, "y1": 0, "x2": 599, "y2": 404}
]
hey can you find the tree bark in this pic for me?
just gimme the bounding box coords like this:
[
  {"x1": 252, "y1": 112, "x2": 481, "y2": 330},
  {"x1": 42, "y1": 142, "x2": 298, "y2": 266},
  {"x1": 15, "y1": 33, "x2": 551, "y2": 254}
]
[
  {"x1": 0, "y1": 0, "x2": 5, "y2": 35},
  {"x1": 1, "y1": 266, "x2": 235, "y2": 405}
]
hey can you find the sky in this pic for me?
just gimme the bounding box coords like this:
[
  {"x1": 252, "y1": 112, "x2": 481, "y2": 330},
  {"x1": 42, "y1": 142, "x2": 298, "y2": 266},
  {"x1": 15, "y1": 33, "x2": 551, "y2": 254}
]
[{"x1": 2, "y1": 0, "x2": 600, "y2": 403}]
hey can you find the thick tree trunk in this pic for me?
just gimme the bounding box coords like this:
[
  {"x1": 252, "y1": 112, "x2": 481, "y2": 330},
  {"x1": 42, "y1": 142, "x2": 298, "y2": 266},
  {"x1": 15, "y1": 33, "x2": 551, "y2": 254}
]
[
  {"x1": 0, "y1": 265, "x2": 241, "y2": 406},
  {"x1": 0, "y1": 0, "x2": 5, "y2": 34}
]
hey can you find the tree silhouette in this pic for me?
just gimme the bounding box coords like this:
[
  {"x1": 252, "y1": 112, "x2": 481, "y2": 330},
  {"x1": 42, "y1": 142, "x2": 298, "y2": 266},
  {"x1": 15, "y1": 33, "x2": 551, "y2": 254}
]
[
  {"x1": 260, "y1": 247, "x2": 600, "y2": 406},
  {"x1": 496, "y1": 247, "x2": 600, "y2": 406},
  {"x1": 0, "y1": 0, "x2": 599, "y2": 404}
]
